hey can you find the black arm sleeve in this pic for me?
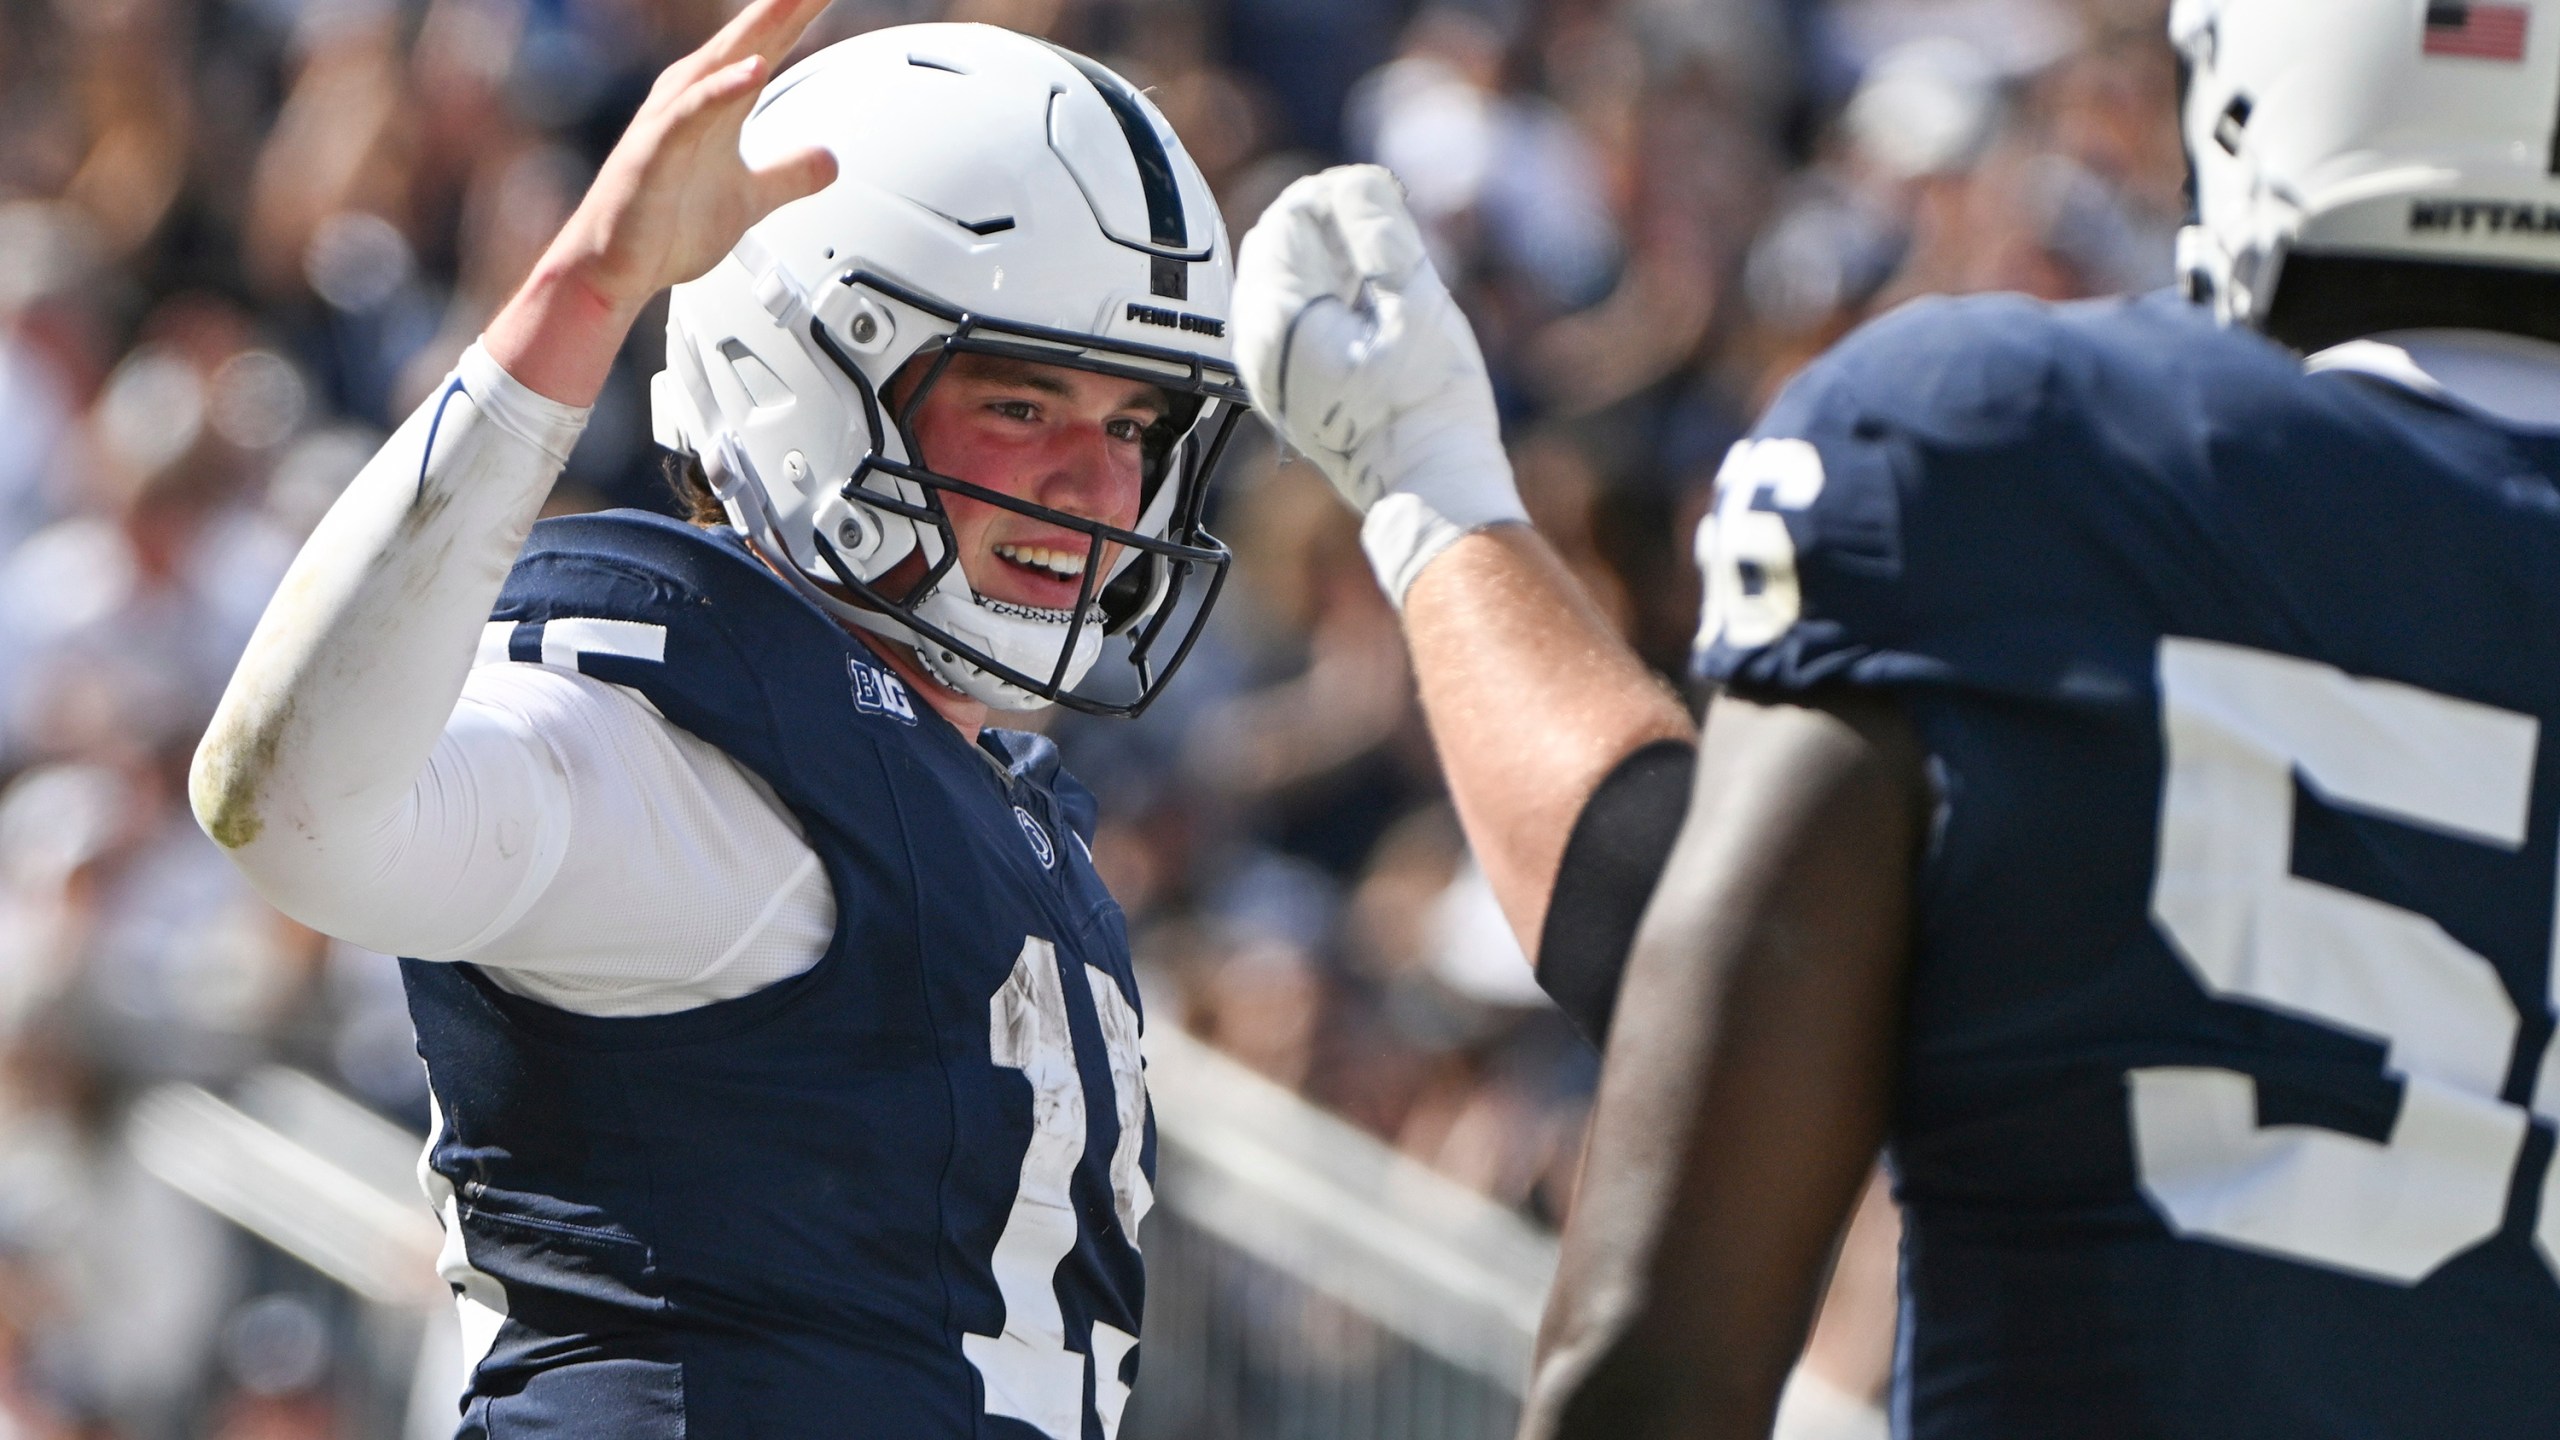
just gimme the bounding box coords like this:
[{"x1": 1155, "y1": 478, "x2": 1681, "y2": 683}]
[{"x1": 1534, "y1": 738, "x2": 1699, "y2": 1048}]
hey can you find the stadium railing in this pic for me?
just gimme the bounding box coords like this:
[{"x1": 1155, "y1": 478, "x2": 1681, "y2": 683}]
[
  {"x1": 1132, "y1": 1026, "x2": 1557, "y2": 1440},
  {"x1": 126, "y1": 1027, "x2": 1561, "y2": 1440}
]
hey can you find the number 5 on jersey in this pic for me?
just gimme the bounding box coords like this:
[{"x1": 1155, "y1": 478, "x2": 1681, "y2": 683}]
[{"x1": 2136, "y1": 638, "x2": 2560, "y2": 1284}]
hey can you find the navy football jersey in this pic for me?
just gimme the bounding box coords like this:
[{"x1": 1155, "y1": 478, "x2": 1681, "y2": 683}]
[
  {"x1": 401, "y1": 513, "x2": 1153, "y2": 1440},
  {"x1": 1694, "y1": 292, "x2": 2560, "y2": 1437}
]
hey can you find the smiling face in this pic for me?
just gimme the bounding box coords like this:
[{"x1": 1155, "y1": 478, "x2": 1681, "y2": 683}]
[{"x1": 898, "y1": 350, "x2": 1173, "y2": 618}]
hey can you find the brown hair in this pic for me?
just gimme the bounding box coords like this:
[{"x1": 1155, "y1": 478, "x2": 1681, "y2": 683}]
[{"x1": 664, "y1": 449, "x2": 726, "y2": 527}]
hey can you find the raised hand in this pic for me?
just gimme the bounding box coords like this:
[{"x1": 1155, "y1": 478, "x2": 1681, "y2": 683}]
[
  {"x1": 1229, "y1": 165, "x2": 1525, "y2": 602},
  {"x1": 552, "y1": 0, "x2": 840, "y2": 313},
  {"x1": 486, "y1": 0, "x2": 839, "y2": 405}
]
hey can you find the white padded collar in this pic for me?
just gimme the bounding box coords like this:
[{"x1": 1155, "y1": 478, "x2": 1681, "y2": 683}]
[{"x1": 2308, "y1": 329, "x2": 2560, "y2": 433}]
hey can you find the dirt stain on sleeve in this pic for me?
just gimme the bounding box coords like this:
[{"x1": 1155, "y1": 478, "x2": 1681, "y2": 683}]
[{"x1": 192, "y1": 694, "x2": 293, "y2": 850}]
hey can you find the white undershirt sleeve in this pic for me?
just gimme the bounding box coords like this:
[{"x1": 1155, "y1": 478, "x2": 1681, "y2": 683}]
[
  {"x1": 193, "y1": 343, "x2": 591, "y2": 951},
  {"x1": 191, "y1": 344, "x2": 834, "y2": 1014},
  {"x1": 442, "y1": 662, "x2": 836, "y2": 1017}
]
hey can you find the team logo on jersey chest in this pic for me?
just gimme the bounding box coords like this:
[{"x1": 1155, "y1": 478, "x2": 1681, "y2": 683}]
[
  {"x1": 1013, "y1": 806, "x2": 1057, "y2": 870},
  {"x1": 847, "y1": 653, "x2": 919, "y2": 724}
]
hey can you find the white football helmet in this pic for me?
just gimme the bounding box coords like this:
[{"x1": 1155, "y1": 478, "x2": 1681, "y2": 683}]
[
  {"x1": 652, "y1": 23, "x2": 1247, "y2": 715},
  {"x1": 2175, "y1": 0, "x2": 2560, "y2": 330}
]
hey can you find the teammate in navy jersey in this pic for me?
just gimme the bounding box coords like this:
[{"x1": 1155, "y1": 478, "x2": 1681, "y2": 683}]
[
  {"x1": 193, "y1": 4, "x2": 1246, "y2": 1437},
  {"x1": 1229, "y1": 1, "x2": 2560, "y2": 1435}
]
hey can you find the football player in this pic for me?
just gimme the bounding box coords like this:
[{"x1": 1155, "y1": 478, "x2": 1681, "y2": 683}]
[
  {"x1": 1230, "y1": 0, "x2": 2560, "y2": 1434},
  {"x1": 192, "y1": 6, "x2": 1245, "y2": 1437}
]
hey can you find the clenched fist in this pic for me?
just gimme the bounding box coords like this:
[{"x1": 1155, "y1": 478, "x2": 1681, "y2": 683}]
[{"x1": 1230, "y1": 165, "x2": 1528, "y2": 603}]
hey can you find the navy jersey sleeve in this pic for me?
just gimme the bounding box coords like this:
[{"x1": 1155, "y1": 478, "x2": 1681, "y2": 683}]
[
  {"x1": 1693, "y1": 292, "x2": 2211, "y2": 711},
  {"x1": 1689, "y1": 319, "x2": 1921, "y2": 695}
]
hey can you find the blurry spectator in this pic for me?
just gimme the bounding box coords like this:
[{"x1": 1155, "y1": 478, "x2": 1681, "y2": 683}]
[
  {"x1": 0, "y1": 299, "x2": 300, "y2": 769},
  {"x1": 1223, "y1": 0, "x2": 1397, "y2": 155},
  {"x1": 1348, "y1": 9, "x2": 1621, "y2": 312},
  {"x1": 0, "y1": 202, "x2": 106, "y2": 561}
]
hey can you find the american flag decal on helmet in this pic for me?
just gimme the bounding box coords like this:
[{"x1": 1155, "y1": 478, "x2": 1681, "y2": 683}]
[{"x1": 2426, "y1": 3, "x2": 2530, "y2": 61}]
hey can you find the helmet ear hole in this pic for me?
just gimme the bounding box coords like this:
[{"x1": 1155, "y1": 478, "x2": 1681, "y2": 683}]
[{"x1": 2212, "y1": 95, "x2": 2253, "y2": 156}]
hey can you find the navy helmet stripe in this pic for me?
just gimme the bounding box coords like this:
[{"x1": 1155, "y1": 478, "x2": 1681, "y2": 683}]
[{"x1": 1050, "y1": 47, "x2": 1189, "y2": 251}]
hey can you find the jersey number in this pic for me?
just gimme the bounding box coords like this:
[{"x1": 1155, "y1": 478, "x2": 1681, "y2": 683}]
[
  {"x1": 964, "y1": 937, "x2": 1152, "y2": 1439},
  {"x1": 1696, "y1": 439, "x2": 1827, "y2": 652},
  {"x1": 2135, "y1": 637, "x2": 2560, "y2": 1284}
]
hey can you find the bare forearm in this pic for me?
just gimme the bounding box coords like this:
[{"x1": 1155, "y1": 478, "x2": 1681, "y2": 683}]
[
  {"x1": 1522, "y1": 692, "x2": 1920, "y2": 1440},
  {"x1": 1401, "y1": 525, "x2": 1694, "y2": 955},
  {"x1": 482, "y1": 259, "x2": 650, "y2": 408}
]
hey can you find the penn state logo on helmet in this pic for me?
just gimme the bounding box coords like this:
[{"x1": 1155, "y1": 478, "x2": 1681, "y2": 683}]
[{"x1": 652, "y1": 23, "x2": 1247, "y2": 716}]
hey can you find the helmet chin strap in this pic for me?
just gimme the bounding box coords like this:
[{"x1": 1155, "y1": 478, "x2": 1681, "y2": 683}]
[
  {"x1": 916, "y1": 593, "x2": 1106, "y2": 711},
  {"x1": 705, "y1": 431, "x2": 1082, "y2": 712}
]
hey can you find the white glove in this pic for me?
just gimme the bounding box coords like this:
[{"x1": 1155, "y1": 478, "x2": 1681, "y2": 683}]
[{"x1": 1231, "y1": 164, "x2": 1529, "y2": 604}]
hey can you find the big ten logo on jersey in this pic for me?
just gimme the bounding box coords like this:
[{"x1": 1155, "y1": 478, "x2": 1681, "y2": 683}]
[
  {"x1": 847, "y1": 652, "x2": 918, "y2": 725},
  {"x1": 1696, "y1": 438, "x2": 1826, "y2": 653},
  {"x1": 967, "y1": 937, "x2": 1151, "y2": 1440},
  {"x1": 2135, "y1": 637, "x2": 2560, "y2": 1287}
]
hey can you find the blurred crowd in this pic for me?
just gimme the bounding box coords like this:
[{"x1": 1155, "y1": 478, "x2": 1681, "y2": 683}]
[{"x1": 0, "y1": 0, "x2": 2182, "y2": 1433}]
